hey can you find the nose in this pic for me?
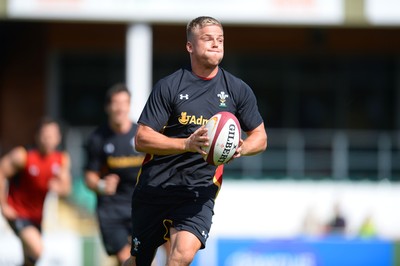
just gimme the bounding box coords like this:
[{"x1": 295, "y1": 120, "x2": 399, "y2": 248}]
[{"x1": 212, "y1": 38, "x2": 219, "y2": 47}]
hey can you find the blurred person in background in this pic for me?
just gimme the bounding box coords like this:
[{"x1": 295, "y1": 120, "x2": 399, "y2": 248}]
[
  {"x1": 358, "y1": 213, "x2": 377, "y2": 239},
  {"x1": 302, "y1": 206, "x2": 324, "y2": 237},
  {"x1": 84, "y1": 83, "x2": 169, "y2": 265},
  {"x1": 123, "y1": 16, "x2": 267, "y2": 266},
  {"x1": 325, "y1": 202, "x2": 347, "y2": 235},
  {"x1": 0, "y1": 117, "x2": 72, "y2": 266}
]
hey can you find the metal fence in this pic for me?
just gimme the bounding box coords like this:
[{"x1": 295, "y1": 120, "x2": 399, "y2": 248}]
[
  {"x1": 66, "y1": 127, "x2": 400, "y2": 182},
  {"x1": 223, "y1": 129, "x2": 400, "y2": 181}
]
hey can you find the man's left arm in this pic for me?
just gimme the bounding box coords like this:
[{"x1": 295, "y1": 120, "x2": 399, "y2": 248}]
[{"x1": 49, "y1": 152, "x2": 72, "y2": 197}]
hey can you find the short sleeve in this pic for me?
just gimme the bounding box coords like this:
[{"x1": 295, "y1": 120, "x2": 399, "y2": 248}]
[
  {"x1": 138, "y1": 79, "x2": 173, "y2": 132},
  {"x1": 236, "y1": 80, "x2": 264, "y2": 132},
  {"x1": 84, "y1": 132, "x2": 103, "y2": 172}
]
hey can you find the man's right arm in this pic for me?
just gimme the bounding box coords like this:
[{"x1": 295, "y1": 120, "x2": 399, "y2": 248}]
[
  {"x1": 84, "y1": 170, "x2": 120, "y2": 195},
  {"x1": 0, "y1": 146, "x2": 26, "y2": 219},
  {"x1": 84, "y1": 132, "x2": 120, "y2": 196},
  {"x1": 84, "y1": 170, "x2": 103, "y2": 194},
  {"x1": 135, "y1": 124, "x2": 209, "y2": 156}
]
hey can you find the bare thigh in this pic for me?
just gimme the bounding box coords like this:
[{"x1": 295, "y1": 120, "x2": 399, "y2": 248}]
[
  {"x1": 167, "y1": 228, "x2": 201, "y2": 266},
  {"x1": 19, "y1": 226, "x2": 43, "y2": 259}
]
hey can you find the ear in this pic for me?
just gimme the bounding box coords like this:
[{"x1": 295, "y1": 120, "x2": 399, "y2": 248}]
[{"x1": 186, "y1": 41, "x2": 193, "y2": 53}]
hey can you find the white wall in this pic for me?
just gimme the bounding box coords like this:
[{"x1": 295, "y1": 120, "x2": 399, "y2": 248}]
[
  {"x1": 0, "y1": 231, "x2": 82, "y2": 266},
  {"x1": 7, "y1": 0, "x2": 344, "y2": 25},
  {"x1": 212, "y1": 180, "x2": 400, "y2": 239}
]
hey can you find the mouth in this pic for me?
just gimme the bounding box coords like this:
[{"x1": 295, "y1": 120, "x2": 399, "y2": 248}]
[{"x1": 208, "y1": 50, "x2": 222, "y2": 54}]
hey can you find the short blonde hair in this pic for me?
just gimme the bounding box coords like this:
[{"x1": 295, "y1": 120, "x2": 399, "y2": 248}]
[{"x1": 186, "y1": 16, "x2": 223, "y2": 41}]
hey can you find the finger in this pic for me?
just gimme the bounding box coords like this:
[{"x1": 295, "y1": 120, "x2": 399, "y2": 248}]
[
  {"x1": 194, "y1": 126, "x2": 208, "y2": 136},
  {"x1": 197, "y1": 147, "x2": 208, "y2": 155},
  {"x1": 232, "y1": 153, "x2": 241, "y2": 159},
  {"x1": 196, "y1": 138, "x2": 209, "y2": 146},
  {"x1": 232, "y1": 146, "x2": 242, "y2": 159},
  {"x1": 190, "y1": 137, "x2": 209, "y2": 148},
  {"x1": 106, "y1": 174, "x2": 120, "y2": 181},
  {"x1": 198, "y1": 134, "x2": 209, "y2": 141},
  {"x1": 238, "y1": 139, "x2": 244, "y2": 147}
]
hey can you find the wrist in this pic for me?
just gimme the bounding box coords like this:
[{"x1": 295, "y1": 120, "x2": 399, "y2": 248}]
[
  {"x1": 183, "y1": 138, "x2": 189, "y2": 152},
  {"x1": 97, "y1": 179, "x2": 106, "y2": 195}
]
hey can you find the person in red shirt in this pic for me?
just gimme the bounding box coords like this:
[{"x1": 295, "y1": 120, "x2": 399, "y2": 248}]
[{"x1": 0, "y1": 117, "x2": 71, "y2": 266}]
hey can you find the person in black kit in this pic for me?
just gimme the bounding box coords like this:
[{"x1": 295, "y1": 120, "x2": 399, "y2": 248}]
[
  {"x1": 326, "y1": 202, "x2": 347, "y2": 235},
  {"x1": 123, "y1": 16, "x2": 267, "y2": 266},
  {"x1": 84, "y1": 83, "x2": 146, "y2": 265}
]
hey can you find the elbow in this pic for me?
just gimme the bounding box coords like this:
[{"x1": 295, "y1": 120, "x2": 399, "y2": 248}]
[
  {"x1": 135, "y1": 124, "x2": 151, "y2": 153},
  {"x1": 135, "y1": 133, "x2": 151, "y2": 153},
  {"x1": 255, "y1": 131, "x2": 267, "y2": 153},
  {"x1": 255, "y1": 138, "x2": 267, "y2": 155},
  {"x1": 262, "y1": 134, "x2": 268, "y2": 151},
  {"x1": 134, "y1": 133, "x2": 147, "y2": 153}
]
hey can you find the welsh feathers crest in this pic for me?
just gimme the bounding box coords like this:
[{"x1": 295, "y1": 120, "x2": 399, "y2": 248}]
[{"x1": 217, "y1": 91, "x2": 229, "y2": 108}]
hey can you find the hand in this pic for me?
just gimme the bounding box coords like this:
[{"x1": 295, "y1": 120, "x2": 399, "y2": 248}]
[
  {"x1": 101, "y1": 174, "x2": 120, "y2": 195},
  {"x1": 49, "y1": 175, "x2": 71, "y2": 196},
  {"x1": 1, "y1": 203, "x2": 18, "y2": 220},
  {"x1": 230, "y1": 139, "x2": 244, "y2": 162},
  {"x1": 184, "y1": 126, "x2": 209, "y2": 155},
  {"x1": 49, "y1": 176, "x2": 62, "y2": 194}
]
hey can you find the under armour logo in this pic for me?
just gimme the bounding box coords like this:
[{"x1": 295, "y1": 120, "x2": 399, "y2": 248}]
[
  {"x1": 132, "y1": 237, "x2": 141, "y2": 251},
  {"x1": 201, "y1": 230, "x2": 208, "y2": 239},
  {"x1": 179, "y1": 94, "x2": 189, "y2": 100}
]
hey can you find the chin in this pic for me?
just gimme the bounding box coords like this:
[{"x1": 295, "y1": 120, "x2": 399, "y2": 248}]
[
  {"x1": 211, "y1": 58, "x2": 223, "y2": 66},
  {"x1": 113, "y1": 115, "x2": 126, "y2": 123},
  {"x1": 205, "y1": 59, "x2": 221, "y2": 67}
]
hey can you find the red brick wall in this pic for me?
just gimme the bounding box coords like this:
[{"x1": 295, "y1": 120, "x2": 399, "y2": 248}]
[{"x1": 0, "y1": 23, "x2": 46, "y2": 152}]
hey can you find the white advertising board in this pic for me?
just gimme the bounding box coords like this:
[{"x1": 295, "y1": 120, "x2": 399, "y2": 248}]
[
  {"x1": 366, "y1": 0, "x2": 400, "y2": 25},
  {"x1": 8, "y1": 0, "x2": 344, "y2": 25},
  {"x1": 0, "y1": 231, "x2": 82, "y2": 266},
  {"x1": 212, "y1": 180, "x2": 400, "y2": 239}
]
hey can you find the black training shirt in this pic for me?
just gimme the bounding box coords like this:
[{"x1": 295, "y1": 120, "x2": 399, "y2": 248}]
[
  {"x1": 135, "y1": 67, "x2": 263, "y2": 201},
  {"x1": 85, "y1": 123, "x2": 144, "y2": 218}
]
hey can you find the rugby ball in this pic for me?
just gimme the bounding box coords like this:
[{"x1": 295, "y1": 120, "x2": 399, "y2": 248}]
[{"x1": 202, "y1": 111, "x2": 241, "y2": 166}]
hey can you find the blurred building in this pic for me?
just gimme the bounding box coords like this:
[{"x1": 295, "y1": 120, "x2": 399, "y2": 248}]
[
  {"x1": 1, "y1": 1, "x2": 400, "y2": 265},
  {"x1": 0, "y1": 0, "x2": 399, "y2": 181}
]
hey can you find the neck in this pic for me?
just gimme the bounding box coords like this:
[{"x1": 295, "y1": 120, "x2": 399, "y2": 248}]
[
  {"x1": 110, "y1": 119, "x2": 131, "y2": 133},
  {"x1": 38, "y1": 148, "x2": 52, "y2": 155},
  {"x1": 191, "y1": 65, "x2": 219, "y2": 79}
]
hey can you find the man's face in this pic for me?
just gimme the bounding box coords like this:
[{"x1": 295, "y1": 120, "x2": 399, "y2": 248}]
[
  {"x1": 187, "y1": 25, "x2": 224, "y2": 68},
  {"x1": 106, "y1": 91, "x2": 131, "y2": 125},
  {"x1": 37, "y1": 123, "x2": 61, "y2": 154}
]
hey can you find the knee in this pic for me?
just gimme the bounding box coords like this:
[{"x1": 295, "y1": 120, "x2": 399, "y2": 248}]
[
  {"x1": 20, "y1": 227, "x2": 43, "y2": 260},
  {"x1": 117, "y1": 245, "x2": 132, "y2": 263},
  {"x1": 26, "y1": 244, "x2": 43, "y2": 261},
  {"x1": 122, "y1": 256, "x2": 136, "y2": 266},
  {"x1": 169, "y1": 246, "x2": 197, "y2": 266}
]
